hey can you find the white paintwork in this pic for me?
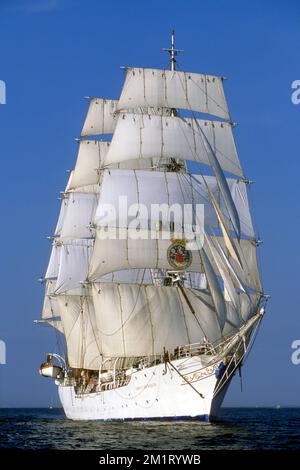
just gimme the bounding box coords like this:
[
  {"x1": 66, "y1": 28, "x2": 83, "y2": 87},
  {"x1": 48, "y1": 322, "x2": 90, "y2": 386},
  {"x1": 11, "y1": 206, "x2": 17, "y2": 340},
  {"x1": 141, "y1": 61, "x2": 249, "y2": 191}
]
[{"x1": 58, "y1": 356, "x2": 227, "y2": 421}]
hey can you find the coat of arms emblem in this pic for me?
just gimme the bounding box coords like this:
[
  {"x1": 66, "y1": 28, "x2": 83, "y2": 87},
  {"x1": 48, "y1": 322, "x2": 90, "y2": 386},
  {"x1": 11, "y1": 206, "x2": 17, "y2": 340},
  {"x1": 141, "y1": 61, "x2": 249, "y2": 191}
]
[{"x1": 167, "y1": 240, "x2": 192, "y2": 269}]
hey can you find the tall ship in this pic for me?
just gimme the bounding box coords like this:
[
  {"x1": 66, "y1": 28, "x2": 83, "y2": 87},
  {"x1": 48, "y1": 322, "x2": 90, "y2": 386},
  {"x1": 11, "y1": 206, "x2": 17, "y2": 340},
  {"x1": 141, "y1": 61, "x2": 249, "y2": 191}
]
[{"x1": 38, "y1": 32, "x2": 268, "y2": 421}]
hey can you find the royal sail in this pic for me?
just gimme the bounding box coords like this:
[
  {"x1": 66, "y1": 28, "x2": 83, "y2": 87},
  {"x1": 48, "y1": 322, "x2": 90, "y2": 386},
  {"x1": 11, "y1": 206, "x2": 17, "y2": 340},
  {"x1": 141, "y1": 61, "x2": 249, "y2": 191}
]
[{"x1": 38, "y1": 32, "x2": 267, "y2": 421}]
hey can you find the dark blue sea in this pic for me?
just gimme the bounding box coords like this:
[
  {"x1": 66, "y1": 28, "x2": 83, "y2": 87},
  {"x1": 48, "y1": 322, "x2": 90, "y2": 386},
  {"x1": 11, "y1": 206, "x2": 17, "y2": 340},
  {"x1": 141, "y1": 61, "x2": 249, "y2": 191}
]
[{"x1": 0, "y1": 408, "x2": 299, "y2": 450}]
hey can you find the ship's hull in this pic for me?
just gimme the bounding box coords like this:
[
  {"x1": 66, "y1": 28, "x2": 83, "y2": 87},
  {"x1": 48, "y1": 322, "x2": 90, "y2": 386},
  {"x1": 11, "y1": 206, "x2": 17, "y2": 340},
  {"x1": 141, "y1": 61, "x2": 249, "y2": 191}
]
[{"x1": 58, "y1": 355, "x2": 231, "y2": 421}]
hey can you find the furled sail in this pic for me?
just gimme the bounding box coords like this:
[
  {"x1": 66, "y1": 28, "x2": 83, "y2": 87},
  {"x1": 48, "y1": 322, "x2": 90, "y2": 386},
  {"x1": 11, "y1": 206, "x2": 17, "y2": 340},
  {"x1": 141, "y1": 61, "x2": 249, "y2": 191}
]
[{"x1": 118, "y1": 68, "x2": 230, "y2": 120}]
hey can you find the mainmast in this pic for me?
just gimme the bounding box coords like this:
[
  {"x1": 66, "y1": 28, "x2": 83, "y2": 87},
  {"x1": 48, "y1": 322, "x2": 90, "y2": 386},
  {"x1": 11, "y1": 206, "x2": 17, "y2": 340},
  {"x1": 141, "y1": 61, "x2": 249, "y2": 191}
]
[
  {"x1": 163, "y1": 30, "x2": 183, "y2": 71},
  {"x1": 163, "y1": 30, "x2": 184, "y2": 170}
]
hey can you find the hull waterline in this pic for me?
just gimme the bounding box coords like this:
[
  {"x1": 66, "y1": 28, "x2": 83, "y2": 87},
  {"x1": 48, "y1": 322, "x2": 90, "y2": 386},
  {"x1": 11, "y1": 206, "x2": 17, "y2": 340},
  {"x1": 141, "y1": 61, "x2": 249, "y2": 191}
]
[{"x1": 58, "y1": 356, "x2": 230, "y2": 421}]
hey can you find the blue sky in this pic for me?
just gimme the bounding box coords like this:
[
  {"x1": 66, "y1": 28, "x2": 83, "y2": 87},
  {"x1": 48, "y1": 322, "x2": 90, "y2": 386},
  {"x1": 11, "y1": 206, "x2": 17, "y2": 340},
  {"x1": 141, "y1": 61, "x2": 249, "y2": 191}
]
[{"x1": 0, "y1": 0, "x2": 299, "y2": 407}]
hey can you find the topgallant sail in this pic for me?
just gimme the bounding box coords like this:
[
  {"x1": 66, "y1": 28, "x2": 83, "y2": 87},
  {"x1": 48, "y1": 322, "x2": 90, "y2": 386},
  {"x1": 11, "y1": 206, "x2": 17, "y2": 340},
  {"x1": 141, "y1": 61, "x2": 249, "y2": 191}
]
[{"x1": 38, "y1": 32, "x2": 268, "y2": 421}]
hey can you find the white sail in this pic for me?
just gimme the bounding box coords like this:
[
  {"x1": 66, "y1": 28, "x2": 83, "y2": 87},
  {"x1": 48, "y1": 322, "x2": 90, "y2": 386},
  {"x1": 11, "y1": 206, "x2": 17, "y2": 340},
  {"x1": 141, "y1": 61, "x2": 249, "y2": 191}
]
[
  {"x1": 184, "y1": 272, "x2": 207, "y2": 290},
  {"x1": 54, "y1": 199, "x2": 68, "y2": 238},
  {"x1": 206, "y1": 236, "x2": 239, "y2": 308},
  {"x1": 236, "y1": 289, "x2": 262, "y2": 324},
  {"x1": 194, "y1": 124, "x2": 241, "y2": 238},
  {"x1": 57, "y1": 290, "x2": 101, "y2": 370},
  {"x1": 103, "y1": 114, "x2": 243, "y2": 177},
  {"x1": 200, "y1": 247, "x2": 226, "y2": 330},
  {"x1": 91, "y1": 283, "x2": 222, "y2": 357},
  {"x1": 99, "y1": 269, "x2": 153, "y2": 285},
  {"x1": 232, "y1": 239, "x2": 262, "y2": 292},
  {"x1": 55, "y1": 239, "x2": 93, "y2": 294},
  {"x1": 81, "y1": 98, "x2": 118, "y2": 136},
  {"x1": 204, "y1": 234, "x2": 261, "y2": 337},
  {"x1": 68, "y1": 140, "x2": 110, "y2": 190},
  {"x1": 118, "y1": 68, "x2": 230, "y2": 120},
  {"x1": 41, "y1": 279, "x2": 64, "y2": 332},
  {"x1": 67, "y1": 139, "x2": 169, "y2": 189},
  {"x1": 93, "y1": 170, "x2": 254, "y2": 237},
  {"x1": 42, "y1": 280, "x2": 60, "y2": 319},
  {"x1": 45, "y1": 243, "x2": 61, "y2": 280},
  {"x1": 89, "y1": 228, "x2": 203, "y2": 280},
  {"x1": 60, "y1": 192, "x2": 98, "y2": 240},
  {"x1": 222, "y1": 302, "x2": 241, "y2": 336}
]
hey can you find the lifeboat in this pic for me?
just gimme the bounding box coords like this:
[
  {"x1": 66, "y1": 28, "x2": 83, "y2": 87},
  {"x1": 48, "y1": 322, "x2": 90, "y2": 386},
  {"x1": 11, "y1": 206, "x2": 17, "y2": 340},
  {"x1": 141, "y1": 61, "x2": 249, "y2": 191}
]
[{"x1": 39, "y1": 362, "x2": 63, "y2": 379}]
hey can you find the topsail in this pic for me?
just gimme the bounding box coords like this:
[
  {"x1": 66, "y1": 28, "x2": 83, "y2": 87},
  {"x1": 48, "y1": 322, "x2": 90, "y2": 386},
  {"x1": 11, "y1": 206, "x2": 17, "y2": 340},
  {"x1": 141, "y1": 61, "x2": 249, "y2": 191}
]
[{"x1": 118, "y1": 68, "x2": 230, "y2": 119}]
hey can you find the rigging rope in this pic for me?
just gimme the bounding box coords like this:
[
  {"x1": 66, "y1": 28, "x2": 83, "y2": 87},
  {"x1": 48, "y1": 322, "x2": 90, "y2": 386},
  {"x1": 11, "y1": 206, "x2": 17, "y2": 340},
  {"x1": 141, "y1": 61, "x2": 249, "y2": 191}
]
[{"x1": 165, "y1": 359, "x2": 205, "y2": 400}]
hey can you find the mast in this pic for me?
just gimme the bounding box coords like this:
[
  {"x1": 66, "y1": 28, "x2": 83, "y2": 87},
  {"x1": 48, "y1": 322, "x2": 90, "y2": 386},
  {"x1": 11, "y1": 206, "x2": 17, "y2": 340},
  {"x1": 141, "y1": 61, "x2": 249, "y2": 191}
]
[
  {"x1": 163, "y1": 30, "x2": 184, "y2": 166},
  {"x1": 163, "y1": 30, "x2": 183, "y2": 71}
]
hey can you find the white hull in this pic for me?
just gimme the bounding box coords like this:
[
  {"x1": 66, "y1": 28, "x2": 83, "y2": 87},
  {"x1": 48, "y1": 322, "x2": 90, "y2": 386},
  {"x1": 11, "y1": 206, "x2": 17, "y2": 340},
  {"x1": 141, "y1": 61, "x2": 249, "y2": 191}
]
[{"x1": 58, "y1": 356, "x2": 230, "y2": 421}]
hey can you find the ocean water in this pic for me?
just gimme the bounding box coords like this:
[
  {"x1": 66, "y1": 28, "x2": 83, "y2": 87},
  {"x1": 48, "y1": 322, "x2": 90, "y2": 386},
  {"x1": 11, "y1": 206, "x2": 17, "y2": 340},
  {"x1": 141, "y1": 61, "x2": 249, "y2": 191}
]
[{"x1": 0, "y1": 408, "x2": 299, "y2": 450}]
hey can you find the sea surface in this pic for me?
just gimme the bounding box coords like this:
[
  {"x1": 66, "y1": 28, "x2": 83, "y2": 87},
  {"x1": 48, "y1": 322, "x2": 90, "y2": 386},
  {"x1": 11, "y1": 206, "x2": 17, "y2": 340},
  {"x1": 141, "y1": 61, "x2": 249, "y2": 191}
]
[{"x1": 0, "y1": 408, "x2": 299, "y2": 450}]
